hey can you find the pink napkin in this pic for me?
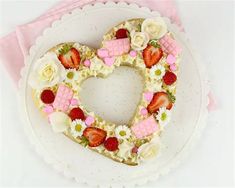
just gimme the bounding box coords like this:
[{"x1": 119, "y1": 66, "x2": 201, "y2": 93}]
[{"x1": 0, "y1": 0, "x2": 216, "y2": 111}]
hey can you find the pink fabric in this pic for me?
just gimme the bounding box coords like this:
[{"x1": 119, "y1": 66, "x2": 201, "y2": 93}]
[
  {"x1": 0, "y1": 0, "x2": 181, "y2": 84},
  {"x1": 207, "y1": 91, "x2": 217, "y2": 111}
]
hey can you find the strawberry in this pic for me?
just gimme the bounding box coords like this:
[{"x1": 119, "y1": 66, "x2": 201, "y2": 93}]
[
  {"x1": 40, "y1": 89, "x2": 55, "y2": 104},
  {"x1": 69, "y1": 107, "x2": 85, "y2": 121},
  {"x1": 163, "y1": 71, "x2": 177, "y2": 85},
  {"x1": 147, "y1": 92, "x2": 173, "y2": 113},
  {"x1": 58, "y1": 44, "x2": 81, "y2": 69},
  {"x1": 104, "y1": 137, "x2": 119, "y2": 151},
  {"x1": 115, "y1": 28, "x2": 129, "y2": 39},
  {"x1": 83, "y1": 127, "x2": 107, "y2": 147},
  {"x1": 143, "y1": 45, "x2": 163, "y2": 68}
]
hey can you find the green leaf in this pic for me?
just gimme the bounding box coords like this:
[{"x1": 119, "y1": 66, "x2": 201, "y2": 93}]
[
  {"x1": 149, "y1": 39, "x2": 161, "y2": 48},
  {"x1": 137, "y1": 23, "x2": 142, "y2": 32},
  {"x1": 167, "y1": 90, "x2": 176, "y2": 103},
  {"x1": 80, "y1": 136, "x2": 89, "y2": 147},
  {"x1": 58, "y1": 44, "x2": 72, "y2": 55}
]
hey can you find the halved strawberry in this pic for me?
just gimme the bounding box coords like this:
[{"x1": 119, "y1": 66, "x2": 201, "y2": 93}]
[
  {"x1": 58, "y1": 44, "x2": 81, "y2": 69},
  {"x1": 143, "y1": 45, "x2": 163, "y2": 68},
  {"x1": 83, "y1": 127, "x2": 107, "y2": 147},
  {"x1": 147, "y1": 92, "x2": 173, "y2": 113}
]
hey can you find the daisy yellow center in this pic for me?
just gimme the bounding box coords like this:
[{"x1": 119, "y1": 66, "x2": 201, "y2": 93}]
[
  {"x1": 119, "y1": 130, "x2": 126, "y2": 137},
  {"x1": 75, "y1": 124, "x2": 82, "y2": 132},
  {"x1": 155, "y1": 69, "x2": 161, "y2": 76},
  {"x1": 161, "y1": 112, "x2": 167, "y2": 121},
  {"x1": 67, "y1": 71, "x2": 74, "y2": 79}
]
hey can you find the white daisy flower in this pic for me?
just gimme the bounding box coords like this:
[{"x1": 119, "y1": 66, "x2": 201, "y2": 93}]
[
  {"x1": 150, "y1": 64, "x2": 165, "y2": 80},
  {"x1": 115, "y1": 125, "x2": 131, "y2": 140},
  {"x1": 64, "y1": 69, "x2": 78, "y2": 83},
  {"x1": 70, "y1": 119, "x2": 86, "y2": 138},
  {"x1": 155, "y1": 107, "x2": 171, "y2": 127}
]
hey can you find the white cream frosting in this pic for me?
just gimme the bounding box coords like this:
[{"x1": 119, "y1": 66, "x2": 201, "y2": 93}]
[
  {"x1": 138, "y1": 136, "x2": 161, "y2": 161},
  {"x1": 117, "y1": 141, "x2": 134, "y2": 160},
  {"x1": 49, "y1": 112, "x2": 70, "y2": 133}
]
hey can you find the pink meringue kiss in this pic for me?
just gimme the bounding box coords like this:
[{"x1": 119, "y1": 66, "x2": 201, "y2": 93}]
[
  {"x1": 144, "y1": 92, "x2": 154, "y2": 102},
  {"x1": 166, "y1": 54, "x2": 176, "y2": 65},
  {"x1": 129, "y1": 50, "x2": 137, "y2": 57},
  {"x1": 70, "y1": 98, "x2": 79, "y2": 106},
  {"x1": 140, "y1": 108, "x2": 148, "y2": 116},
  {"x1": 85, "y1": 116, "x2": 95, "y2": 126},
  {"x1": 170, "y1": 64, "x2": 177, "y2": 71},
  {"x1": 43, "y1": 105, "x2": 54, "y2": 114},
  {"x1": 84, "y1": 60, "x2": 91, "y2": 67}
]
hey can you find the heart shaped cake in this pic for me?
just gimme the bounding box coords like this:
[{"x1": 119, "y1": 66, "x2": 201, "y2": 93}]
[{"x1": 28, "y1": 17, "x2": 182, "y2": 165}]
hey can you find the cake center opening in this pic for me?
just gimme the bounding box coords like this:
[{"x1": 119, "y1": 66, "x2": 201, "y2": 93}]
[{"x1": 79, "y1": 66, "x2": 144, "y2": 125}]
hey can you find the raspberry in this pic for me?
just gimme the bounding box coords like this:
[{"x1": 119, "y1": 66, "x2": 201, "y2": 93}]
[
  {"x1": 104, "y1": 137, "x2": 119, "y2": 151},
  {"x1": 163, "y1": 71, "x2": 177, "y2": 85},
  {"x1": 131, "y1": 146, "x2": 138, "y2": 154},
  {"x1": 69, "y1": 107, "x2": 85, "y2": 121},
  {"x1": 115, "y1": 28, "x2": 129, "y2": 39},
  {"x1": 40, "y1": 89, "x2": 55, "y2": 104}
]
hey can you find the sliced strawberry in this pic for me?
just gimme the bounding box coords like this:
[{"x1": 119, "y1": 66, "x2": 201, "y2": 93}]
[
  {"x1": 69, "y1": 107, "x2": 85, "y2": 121},
  {"x1": 70, "y1": 48, "x2": 81, "y2": 69},
  {"x1": 58, "y1": 54, "x2": 73, "y2": 69},
  {"x1": 58, "y1": 44, "x2": 81, "y2": 69},
  {"x1": 40, "y1": 89, "x2": 55, "y2": 104},
  {"x1": 83, "y1": 127, "x2": 107, "y2": 147},
  {"x1": 104, "y1": 137, "x2": 119, "y2": 151},
  {"x1": 115, "y1": 28, "x2": 129, "y2": 39},
  {"x1": 143, "y1": 45, "x2": 163, "y2": 68},
  {"x1": 147, "y1": 92, "x2": 173, "y2": 113},
  {"x1": 163, "y1": 71, "x2": 177, "y2": 85}
]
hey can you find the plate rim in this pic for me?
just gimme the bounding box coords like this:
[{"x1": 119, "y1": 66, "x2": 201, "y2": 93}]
[{"x1": 18, "y1": 2, "x2": 209, "y2": 186}]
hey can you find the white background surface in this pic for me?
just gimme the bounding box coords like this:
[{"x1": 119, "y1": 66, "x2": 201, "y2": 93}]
[{"x1": 0, "y1": 0, "x2": 234, "y2": 187}]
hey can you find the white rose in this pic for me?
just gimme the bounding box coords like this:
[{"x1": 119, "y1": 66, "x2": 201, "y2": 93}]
[
  {"x1": 141, "y1": 17, "x2": 167, "y2": 39},
  {"x1": 29, "y1": 52, "x2": 65, "y2": 89},
  {"x1": 49, "y1": 112, "x2": 70, "y2": 133},
  {"x1": 138, "y1": 137, "x2": 161, "y2": 161},
  {"x1": 130, "y1": 31, "x2": 149, "y2": 51}
]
